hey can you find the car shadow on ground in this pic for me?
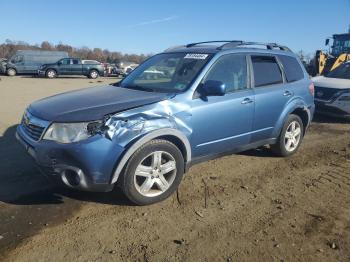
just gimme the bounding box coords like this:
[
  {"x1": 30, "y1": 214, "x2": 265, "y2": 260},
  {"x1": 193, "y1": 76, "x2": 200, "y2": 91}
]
[
  {"x1": 238, "y1": 146, "x2": 275, "y2": 158},
  {"x1": 0, "y1": 125, "x2": 134, "y2": 206}
]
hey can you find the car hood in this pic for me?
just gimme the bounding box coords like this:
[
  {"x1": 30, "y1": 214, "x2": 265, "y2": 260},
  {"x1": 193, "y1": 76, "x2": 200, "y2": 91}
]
[
  {"x1": 28, "y1": 85, "x2": 173, "y2": 122},
  {"x1": 40, "y1": 63, "x2": 55, "y2": 68},
  {"x1": 312, "y1": 76, "x2": 350, "y2": 90}
]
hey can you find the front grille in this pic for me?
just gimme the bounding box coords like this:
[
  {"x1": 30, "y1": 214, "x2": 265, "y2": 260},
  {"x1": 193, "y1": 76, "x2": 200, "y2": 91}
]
[
  {"x1": 21, "y1": 117, "x2": 45, "y2": 141},
  {"x1": 314, "y1": 86, "x2": 339, "y2": 101}
]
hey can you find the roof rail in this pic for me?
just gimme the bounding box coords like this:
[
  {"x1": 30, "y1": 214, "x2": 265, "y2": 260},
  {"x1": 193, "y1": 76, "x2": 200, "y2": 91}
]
[
  {"x1": 165, "y1": 40, "x2": 291, "y2": 52},
  {"x1": 186, "y1": 40, "x2": 242, "y2": 48},
  {"x1": 218, "y1": 41, "x2": 291, "y2": 51}
]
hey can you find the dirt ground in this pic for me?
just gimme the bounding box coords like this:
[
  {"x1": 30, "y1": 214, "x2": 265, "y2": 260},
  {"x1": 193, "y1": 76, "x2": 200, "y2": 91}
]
[{"x1": 0, "y1": 75, "x2": 349, "y2": 262}]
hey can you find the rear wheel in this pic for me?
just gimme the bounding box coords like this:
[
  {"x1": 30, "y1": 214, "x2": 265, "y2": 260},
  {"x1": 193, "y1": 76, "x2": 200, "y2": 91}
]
[
  {"x1": 121, "y1": 139, "x2": 184, "y2": 205},
  {"x1": 46, "y1": 69, "x2": 57, "y2": 79},
  {"x1": 6, "y1": 68, "x2": 16, "y2": 76},
  {"x1": 89, "y1": 70, "x2": 99, "y2": 79},
  {"x1": 271, "y1": 114, "x2": 304, "y2": 157}
]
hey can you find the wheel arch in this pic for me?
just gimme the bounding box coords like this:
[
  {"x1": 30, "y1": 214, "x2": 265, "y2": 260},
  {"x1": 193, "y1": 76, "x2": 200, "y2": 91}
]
[
  {"x1": 273, "y1": 98, "x2": 312, "y2": 138},
  {"x1": 46, "y1": 68, "x2": 57, "y2": 75},
  {"x1": 89, "y1": 68, "x2": 99, "y2": 74},
  {"x1": 110, "y1": 128, "x2": 191, "y2": 184},
  {"x1": 289, "y1": 107, "x2": 309, "y2": 135}
]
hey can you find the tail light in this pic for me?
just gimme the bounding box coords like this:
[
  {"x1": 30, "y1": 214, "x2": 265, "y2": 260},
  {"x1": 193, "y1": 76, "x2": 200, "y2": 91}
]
[{"x1": 309, "y1": 82, "x2": 315, "y2": 97}]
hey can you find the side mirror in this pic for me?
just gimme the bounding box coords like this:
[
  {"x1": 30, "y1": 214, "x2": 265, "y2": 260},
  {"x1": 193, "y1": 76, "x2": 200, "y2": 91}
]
[
  {"x1": 202, "y1": 80, "x2": 226, "y2": 96},
  {"x1": 57, "y1": 61, "x2": 62, "y2": 65},
  {"x1": 325, "y1": 39, "x2": 330, "y2": 46}
]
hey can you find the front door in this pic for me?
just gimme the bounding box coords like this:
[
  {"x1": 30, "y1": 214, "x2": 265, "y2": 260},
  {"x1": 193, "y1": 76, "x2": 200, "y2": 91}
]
[
  {"x1": 58, "y1": 58, "x2": 71, "y2": 74},
  {"x1": 191, "y1": 54, "x2": 254, "y2": 157}
]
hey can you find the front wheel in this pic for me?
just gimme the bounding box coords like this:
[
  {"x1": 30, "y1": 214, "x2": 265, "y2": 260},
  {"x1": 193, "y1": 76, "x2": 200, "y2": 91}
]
[
  {"x1": 271, "y1": 114, "x2": 304, "y2": 157},
  {"x1": 89, "y1": 70, "x2": 99, "y2": 79},
  {"x1": 46, "y1": 69, "x2": 57, "y2": 79},
  {"x1": 6, "y1": 68, "x2": 16, "y2": 76},
  {"x1": 121, "y1": 139, "x2": 184, "y2": 205}
]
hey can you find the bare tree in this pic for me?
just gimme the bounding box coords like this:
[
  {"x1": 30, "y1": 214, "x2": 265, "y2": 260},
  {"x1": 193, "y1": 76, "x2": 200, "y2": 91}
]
[{"x1": 0, "y1": 39, "x2": 151, "y2": 64}]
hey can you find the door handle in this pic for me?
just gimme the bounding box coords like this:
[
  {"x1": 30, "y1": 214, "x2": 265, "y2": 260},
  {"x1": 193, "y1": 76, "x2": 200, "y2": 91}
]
[
  {"x1": 241, "y1": 98, "x2": 254, "y2": 104},
  {"x1": 283, "y1": 90, "x2": 293, "y2": 97}
]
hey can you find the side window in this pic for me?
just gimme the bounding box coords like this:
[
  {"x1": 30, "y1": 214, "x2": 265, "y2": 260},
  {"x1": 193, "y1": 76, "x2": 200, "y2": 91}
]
[
  {"x1": 61, "y1": 58, "x2": 70, "y2": 65},
  {"x1": 11, "y1": 55, "x2": 24, "y2": 64},
  {"x1": 203, "y1": 54, "x2": 247, "y2": 93},
  {"x1": 251, "y1": 56, "x2": 283, "y2": 87},
  {"x1": 278, "y1": 55, "x2": 304, "y2": 82},
  {"x1": 72, "y1": 59, "x2": 79, "y2": 65}
]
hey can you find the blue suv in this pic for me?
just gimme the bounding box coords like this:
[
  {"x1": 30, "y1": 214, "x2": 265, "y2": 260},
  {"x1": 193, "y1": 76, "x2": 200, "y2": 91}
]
[{"x1": 16, "y1": 41, "x2": 315, "y2": 205}]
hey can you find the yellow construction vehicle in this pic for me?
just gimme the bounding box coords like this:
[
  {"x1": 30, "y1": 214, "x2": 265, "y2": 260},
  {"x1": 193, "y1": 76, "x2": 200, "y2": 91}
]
[{"x1": 315, "y1": 27, "x2": 350, "y2": 75}]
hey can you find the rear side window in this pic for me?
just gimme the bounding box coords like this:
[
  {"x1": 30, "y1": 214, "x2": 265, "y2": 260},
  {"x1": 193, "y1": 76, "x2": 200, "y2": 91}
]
[
  {"x1": 278, "y1": 55, "x2": 304, "y2": 82},
  {"x1": 251, "y1": 56, "x2": 283, "y2": 87}
]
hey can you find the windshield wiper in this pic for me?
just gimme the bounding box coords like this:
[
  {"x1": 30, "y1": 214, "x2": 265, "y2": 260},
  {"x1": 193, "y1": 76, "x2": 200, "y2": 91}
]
[{"x1": 122, "y1": 85, "x2": 154, "y2": 92}]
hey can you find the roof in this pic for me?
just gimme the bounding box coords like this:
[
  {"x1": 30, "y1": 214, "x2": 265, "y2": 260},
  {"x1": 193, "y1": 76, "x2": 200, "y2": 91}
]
[{"x1": 163, "y1": 41, "x2": 292, "y2": 55}]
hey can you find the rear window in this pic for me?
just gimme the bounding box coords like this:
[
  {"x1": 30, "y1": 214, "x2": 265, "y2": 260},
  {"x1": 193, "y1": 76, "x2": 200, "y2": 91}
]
[
  {"x1": 278, "y1": 55, "x2": 304, "y2": 82},
  {"x1": 251, "y1": 56, "x2": 283, "y2": 87}
]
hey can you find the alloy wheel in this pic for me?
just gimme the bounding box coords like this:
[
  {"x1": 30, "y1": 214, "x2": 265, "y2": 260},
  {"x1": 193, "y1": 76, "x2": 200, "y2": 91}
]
[
  {"x1": 134, "y1": 151, "x2": 177, "y2": 197},
  {"x1": 284, "y1": 121, "x2": 301, "y2": 152}
]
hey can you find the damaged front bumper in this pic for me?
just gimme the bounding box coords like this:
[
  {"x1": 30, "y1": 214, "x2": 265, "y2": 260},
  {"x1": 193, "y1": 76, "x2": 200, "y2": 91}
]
[
  {"x1": 16, "y1": 124, "x2": 123, "y2": 192},
  {"x1": 16, "y1": 98, "x2": 192, "y2": 192}
]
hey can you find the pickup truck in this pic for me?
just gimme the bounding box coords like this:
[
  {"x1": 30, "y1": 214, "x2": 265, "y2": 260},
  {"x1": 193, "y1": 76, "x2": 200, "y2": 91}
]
[{"x1": 38, "y1": 58, "x2": 105, "y2": 79}]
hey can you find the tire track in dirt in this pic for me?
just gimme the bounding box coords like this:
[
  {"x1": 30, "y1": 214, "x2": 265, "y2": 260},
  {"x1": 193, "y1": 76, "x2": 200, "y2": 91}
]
[{"x1": 2, "y1": 120, "x2": 350, "y2": 262}]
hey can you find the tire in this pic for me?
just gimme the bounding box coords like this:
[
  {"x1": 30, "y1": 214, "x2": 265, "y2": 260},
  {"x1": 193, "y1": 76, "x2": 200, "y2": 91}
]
[
  {"x1": 121, "y1": 139, "x2": 184, "y2": 205},
  {"x1": 89, "y1": 70, "x2": 99, "y2": 79},
  {"x1": 271, "y1": 114, "x2": 304, "y2": 157},
  {"x1": 46, "y1": 69, "x2": 57, "y2": 79},
  {"x1": 6, "y1": 68, "x2": 16, "y2": 76}
]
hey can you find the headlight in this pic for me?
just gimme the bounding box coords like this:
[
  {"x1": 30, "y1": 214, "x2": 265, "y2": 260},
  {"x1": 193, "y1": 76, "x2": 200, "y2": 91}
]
[
  {"x1": 338, "y1": 93, "x2": 350, "y2": 101},
  {"x1": 43, "y1": 121, "x2": 102, "y2": 143}
]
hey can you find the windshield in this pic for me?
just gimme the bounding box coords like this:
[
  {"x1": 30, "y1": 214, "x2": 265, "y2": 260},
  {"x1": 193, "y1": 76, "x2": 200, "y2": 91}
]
[
  {"x1": 118, "y1": 53, "x2": 212, "y2": 92},
  {"x1": 326, "y1": 63, "x2": 350, "y2": 79}
]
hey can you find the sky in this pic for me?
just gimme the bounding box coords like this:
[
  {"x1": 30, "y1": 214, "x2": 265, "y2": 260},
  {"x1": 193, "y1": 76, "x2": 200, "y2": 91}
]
[{"x1": 1, "y1": 0, "x2": 349, "y2": 55}]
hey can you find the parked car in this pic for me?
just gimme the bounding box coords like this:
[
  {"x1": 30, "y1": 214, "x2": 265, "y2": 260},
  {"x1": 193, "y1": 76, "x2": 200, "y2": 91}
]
[
  {"x1": 38, "y1": 58, "x2": 105, "y2": 79},
  {"x1": 312, "y1": 62, "x2": 350, "y2": 118},
  {"x1": 118, "y1": 61, "x2": 139, "y2": 75},
  {"x1": 141, "y1": 69, "x2": 166, "y2": 80},
  {"x1": 5, "y1": 50, "x2": 68, "y2": 76},
  {"x1": 16, "y1": 41, "x2": 314, "y2": 205},
  {"x1": 0, "y1": 58, "x2": 7, "y2": 74},
  {"x1": 112, "y1": 66, "x2": 126, "y2": 77}
]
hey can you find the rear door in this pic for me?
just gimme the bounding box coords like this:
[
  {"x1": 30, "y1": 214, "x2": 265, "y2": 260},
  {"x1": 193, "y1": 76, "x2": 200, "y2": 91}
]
[
  {"x1": 250, "y1": 54, "x2": 293, "y2": 142},
  {"x1": 70, "y1": 59, "x2": 83, "y2": 75}
]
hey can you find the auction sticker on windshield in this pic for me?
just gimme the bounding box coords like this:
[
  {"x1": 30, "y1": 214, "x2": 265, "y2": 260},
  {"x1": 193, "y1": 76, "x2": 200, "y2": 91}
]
[{"x1": 184, "y1": 54, "x2": 209, "y2": 59}]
